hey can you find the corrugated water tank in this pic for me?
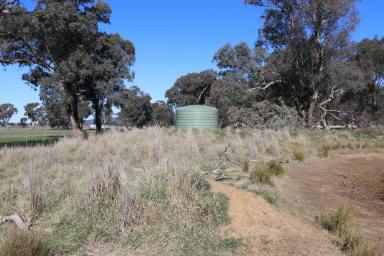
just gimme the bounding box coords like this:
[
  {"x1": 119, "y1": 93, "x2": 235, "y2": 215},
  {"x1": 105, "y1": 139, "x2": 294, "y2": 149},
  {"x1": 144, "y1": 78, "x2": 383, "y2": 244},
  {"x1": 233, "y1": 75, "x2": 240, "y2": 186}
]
[{"x1": 175, "y1": 105, "x2": 219, "y2": 130}]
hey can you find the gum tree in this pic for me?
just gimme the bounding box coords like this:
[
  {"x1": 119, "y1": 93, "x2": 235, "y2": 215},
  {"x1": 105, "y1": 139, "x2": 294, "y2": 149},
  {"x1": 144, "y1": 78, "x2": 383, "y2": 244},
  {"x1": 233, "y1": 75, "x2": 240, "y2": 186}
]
[
  {"x1": 245, "y1": 0, "x2": 359, "y2": 128},
  {"x1": 0, "y1": 0, "x2": 135, "y2": 137}
]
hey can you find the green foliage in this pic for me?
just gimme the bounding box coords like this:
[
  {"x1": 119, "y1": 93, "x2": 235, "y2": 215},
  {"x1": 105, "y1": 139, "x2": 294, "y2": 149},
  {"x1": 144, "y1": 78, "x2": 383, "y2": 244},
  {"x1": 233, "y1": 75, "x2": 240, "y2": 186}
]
[
  {"x1": 250, "y1": 163, "x2": 273, "y2": 185},
  {"x1": 166, "y1": 70, "x2": 217, "y2": 107},
  {"x1": 24, "y1": 102, "x2": 46, "y2": 125},
  {"x1": 219, "y1": 238, "x2": 244, "y2": 253},
  {"x1": 293, "y1": 148, "x2": 305, "y2": 161},
  {"x1": 115, "y1": 86, "x2": 152, "y2": 128},
  {"x1": 151, "y1": 101, "x2": 174, "y2": 127},
  {"x1": 191, "y1": 173, "x2": 211, "y2": 193},
  {"x1": 250, "y1": 160, "x2": 284, "y2": 185},
  {"x1": 262, "y1": 190, "x2": 278, "y2": 205},
  {"x1": 241, "y1": 159, "x2": 249, "y2": 173},
  {"x1": 0, "y1": 103, "x2": 18, "y2": 127},
  {"x1": 0, "y1": 128, "x2": 72, "y2": 148},
  {"x1": 228, "y1": 101, "x2": 303, "y2": 129},
  {"x1": 267, "y1": 160, "x2": 284, "y2": 176},
  {"x1": 0, "y1": 0, "x2": 135, "y2": 136}
]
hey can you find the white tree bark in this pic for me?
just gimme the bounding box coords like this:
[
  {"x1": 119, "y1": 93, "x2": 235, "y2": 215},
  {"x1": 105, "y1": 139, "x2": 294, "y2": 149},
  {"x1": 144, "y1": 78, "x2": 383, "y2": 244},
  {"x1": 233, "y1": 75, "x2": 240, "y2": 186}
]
[{"x1": 0, "y1": 213, "x2": 32, "y2": 230}]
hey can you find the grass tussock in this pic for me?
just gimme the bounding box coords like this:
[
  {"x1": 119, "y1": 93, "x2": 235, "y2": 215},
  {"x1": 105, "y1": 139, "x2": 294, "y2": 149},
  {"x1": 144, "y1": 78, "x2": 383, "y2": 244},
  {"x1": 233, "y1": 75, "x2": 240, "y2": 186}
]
[
  {"x1": 0, "y1": 227, "x2": 50, "y2": 256},
  {"x1": 320, "y1": 204, "x2": 383, "y2": 256},
  {"x1": 293, "y1": 148, "x2": 305, "y2": 161},
  {"x1": 250, "y1": 160, "x2": 284, "y2": 185}
]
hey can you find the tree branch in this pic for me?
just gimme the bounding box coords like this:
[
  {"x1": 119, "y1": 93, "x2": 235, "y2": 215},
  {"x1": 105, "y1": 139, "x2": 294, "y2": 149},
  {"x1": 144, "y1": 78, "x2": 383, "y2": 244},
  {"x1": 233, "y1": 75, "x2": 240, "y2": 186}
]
[
  {"x1": 0, "y1": 213, "x2": 32, "y2": 230},
  {"x1": 248, "y1": 80, "x2": 282, "y2": 92}
]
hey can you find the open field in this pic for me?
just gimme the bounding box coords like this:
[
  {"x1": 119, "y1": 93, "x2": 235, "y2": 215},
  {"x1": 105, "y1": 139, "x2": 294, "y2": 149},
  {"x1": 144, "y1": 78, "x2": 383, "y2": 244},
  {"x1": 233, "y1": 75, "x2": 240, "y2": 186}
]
[
  {"x1": 0, "y1": 128, "x2": 383, "y2": 255},
  {"x1": 0, "y1": 128, "x2": 73, "y2": 148}
]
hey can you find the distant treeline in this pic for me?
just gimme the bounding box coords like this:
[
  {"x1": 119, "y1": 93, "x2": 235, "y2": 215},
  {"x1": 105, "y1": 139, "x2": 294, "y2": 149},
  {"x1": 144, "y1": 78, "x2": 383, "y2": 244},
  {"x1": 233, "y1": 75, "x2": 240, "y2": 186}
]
[{"x1": 1, "y1": 0, "x2": 383, "y2": 135}]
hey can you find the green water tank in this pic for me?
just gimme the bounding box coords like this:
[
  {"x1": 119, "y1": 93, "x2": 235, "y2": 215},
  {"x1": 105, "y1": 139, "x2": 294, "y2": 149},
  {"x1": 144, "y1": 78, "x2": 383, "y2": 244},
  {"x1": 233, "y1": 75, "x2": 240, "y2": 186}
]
[{"x1": 175, "y1": 105, "x2": 219, "y2": 130}]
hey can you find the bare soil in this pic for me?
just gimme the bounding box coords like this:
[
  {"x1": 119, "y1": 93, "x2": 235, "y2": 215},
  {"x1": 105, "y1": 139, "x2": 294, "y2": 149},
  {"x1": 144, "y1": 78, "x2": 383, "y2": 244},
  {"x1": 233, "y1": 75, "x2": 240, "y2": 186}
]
[
  {"x1": 277, "y1": 149, "x2": 384, "y2": 243},
  {"x1": 210, "y1": 181, "x2": 342, "y2": 256}
]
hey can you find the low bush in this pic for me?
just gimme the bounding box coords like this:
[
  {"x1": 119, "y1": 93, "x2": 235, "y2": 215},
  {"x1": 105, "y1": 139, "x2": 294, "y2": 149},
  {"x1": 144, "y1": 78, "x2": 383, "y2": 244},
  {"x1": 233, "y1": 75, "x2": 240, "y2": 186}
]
[
  {"x1": 293, "y1": 148, "x2": 305, "y2": 161},
  {"x1": 250, "y1": 160, "x2": 284, "y2": 185},
  {"x1": 262, "y1": 190, "x2": 278, "y2": 205}
]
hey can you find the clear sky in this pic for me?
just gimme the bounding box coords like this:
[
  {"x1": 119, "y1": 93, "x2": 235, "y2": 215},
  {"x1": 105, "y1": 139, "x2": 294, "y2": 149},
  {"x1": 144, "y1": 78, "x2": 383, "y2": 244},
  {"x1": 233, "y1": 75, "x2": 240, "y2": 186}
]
[{"x1": 1, "y1": 0, "x2": 384, "y2": 122}]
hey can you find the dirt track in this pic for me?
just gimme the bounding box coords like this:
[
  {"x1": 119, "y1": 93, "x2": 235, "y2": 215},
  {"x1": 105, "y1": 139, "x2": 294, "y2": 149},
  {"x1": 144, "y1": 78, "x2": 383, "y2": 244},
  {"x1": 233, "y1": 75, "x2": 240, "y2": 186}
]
[
  {"x1": 278, "y1": 149, "x2": 384, "y2": 242},
  {"x1": 210, "y1": 181, "x2": 341, "y2": 256}
]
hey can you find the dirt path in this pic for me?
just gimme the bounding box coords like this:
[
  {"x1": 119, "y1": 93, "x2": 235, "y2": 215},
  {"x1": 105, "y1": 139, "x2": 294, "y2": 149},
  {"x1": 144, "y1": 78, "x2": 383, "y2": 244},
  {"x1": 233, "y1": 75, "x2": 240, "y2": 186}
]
[
  {"x1": 278, "y1": 149, "x2": 384, "y2": 243},
  {"x1": 210, "y1": 181, "x2": 342, "y2": 256}
]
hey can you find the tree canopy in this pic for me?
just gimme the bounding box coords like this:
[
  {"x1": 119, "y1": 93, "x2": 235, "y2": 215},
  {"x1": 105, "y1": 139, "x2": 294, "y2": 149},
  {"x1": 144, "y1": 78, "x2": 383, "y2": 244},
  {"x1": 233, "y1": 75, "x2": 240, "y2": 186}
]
[
  {"x1": 0, "y1": 103, "x2": 17, "y2": 127},
  {"x1": 0, "y1": 0, "x2": 135, "y2": 137}
]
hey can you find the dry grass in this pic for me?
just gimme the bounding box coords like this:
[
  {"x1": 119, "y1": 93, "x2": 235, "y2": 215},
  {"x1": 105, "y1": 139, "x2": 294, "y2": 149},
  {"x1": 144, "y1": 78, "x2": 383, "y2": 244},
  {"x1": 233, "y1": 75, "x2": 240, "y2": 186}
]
[
  {"x1": 0, "y1": 227, "x2": 50, "y2": 256},
  {"x1": 320, "y1": 205, "x2": 384, "y2": 256},
  {"x1": 0, "y1": 127, "x2": 382, "y2": 255},
  {"x1": 0, "y1": 128, "x2": 293, "y2": 255}
]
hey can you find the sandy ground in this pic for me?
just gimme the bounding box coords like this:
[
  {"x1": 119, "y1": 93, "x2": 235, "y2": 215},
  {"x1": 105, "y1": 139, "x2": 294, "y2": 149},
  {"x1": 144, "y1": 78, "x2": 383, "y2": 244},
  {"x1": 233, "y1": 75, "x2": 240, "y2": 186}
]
[
  {"x1": 210, "y1": 181, "x2": 342, "y2": 256},
  {"x1": 277, "y1": 149, "x2": 384, "y2": 243}
]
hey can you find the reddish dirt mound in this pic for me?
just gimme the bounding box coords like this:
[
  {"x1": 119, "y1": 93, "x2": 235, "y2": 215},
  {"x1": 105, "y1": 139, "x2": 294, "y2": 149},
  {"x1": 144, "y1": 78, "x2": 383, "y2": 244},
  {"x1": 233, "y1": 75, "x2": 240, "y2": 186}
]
[
  {"x1": 210, "y1": 181, "x2": 341, "y2": 256},
  {"x1": 278, "y1": 149, "x2": 384, "y2": 242}
]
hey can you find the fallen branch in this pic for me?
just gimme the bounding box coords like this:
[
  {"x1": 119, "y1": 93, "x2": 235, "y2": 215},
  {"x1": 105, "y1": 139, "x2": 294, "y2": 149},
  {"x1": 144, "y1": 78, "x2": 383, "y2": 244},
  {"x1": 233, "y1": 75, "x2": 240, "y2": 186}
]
[{"x1": 0, "y1": 213, "x2": 32, "y2": 230}]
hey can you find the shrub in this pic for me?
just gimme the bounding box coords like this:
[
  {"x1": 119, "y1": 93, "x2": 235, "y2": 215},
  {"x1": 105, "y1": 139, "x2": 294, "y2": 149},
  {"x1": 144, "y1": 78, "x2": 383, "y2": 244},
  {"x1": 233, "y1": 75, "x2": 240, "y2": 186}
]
[
  {"x1": 267, "y1": 160, "x2": 284, "y2": 176},
  {"x1": 241, "y1": 159, "x2": 249, "y2": 173},
  {"x1": 227, "y1": 100, "x2": 303, "y2": 129},
  {"x1": 250, "y1": 163, "x2": 273, "y2": 185},
  {"x1": 250, "y1": 160, "x2": 284, "y2": 185},
  {"x1": 0, "y1": 228, "x2": 50, "y2": 256},
  {"x1": 262, "y1": 190, "x2": 278, "y2": 205},
  {"x1": 293, "y1": 148, "x2": 305, "y2": 161}
]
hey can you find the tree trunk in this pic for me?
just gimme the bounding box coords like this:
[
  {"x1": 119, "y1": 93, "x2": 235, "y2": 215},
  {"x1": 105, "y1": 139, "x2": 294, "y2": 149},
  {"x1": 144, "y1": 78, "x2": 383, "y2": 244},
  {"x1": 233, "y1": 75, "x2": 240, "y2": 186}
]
[
  {"x1": 93, "y1": 101, "x2": 103, "y2": 135},
  {"x1": 306, "y1": 92, "x2": 318, "y2": 129},
  {"x1": 65, "y1": 85, "x2": 86, "y2": 139}
]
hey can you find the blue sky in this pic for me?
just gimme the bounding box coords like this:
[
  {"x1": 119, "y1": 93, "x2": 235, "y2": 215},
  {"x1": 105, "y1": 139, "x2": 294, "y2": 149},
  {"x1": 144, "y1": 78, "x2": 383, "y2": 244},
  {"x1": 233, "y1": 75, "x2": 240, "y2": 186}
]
[{"x1": 1, "y1": 0, "x2": 384, "y2": 122}]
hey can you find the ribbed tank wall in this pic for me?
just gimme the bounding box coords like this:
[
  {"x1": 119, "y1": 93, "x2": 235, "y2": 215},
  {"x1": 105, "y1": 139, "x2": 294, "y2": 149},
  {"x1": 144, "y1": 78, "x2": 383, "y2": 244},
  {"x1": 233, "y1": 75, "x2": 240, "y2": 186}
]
[{"x1": 175, "y1": 105, "x2": 219, "y2": 130}]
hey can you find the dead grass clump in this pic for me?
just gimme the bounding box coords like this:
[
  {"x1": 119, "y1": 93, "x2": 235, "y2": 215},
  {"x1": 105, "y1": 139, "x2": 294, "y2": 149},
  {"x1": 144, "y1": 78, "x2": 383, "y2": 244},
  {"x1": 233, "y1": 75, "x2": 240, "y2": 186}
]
[
  {"x1": 0, "y1": 227, "x2": 50, "y2": 256},
  {"x1": 320, "y1": 204, "x2": 383, "y2": 256},
  {"x1": 318, "y1": 144, "x2": 331, "y2": 157}
]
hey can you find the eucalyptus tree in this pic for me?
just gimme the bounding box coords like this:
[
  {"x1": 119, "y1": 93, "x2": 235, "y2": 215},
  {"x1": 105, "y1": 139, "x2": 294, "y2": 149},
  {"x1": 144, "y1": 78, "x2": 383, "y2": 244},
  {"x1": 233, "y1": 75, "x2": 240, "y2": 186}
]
[
  {"x1": 166, "y1": 70, "x2": 217, "y2": 107},
  {"x1": 354, "y1": 38, "x2": 384, "y2": 113},
  {"x1": 0, "y1": 103, "x2": 17, "y2": 127},
  {"x1": 151, "y1": 101, "x2": 174, "y2": 127},
  {"x1": 0, "y1": 0, "x2": 134, "y2": 137},
  {"x1": 115, "y1": 86, "x2": 152, "y2": 128},
  {"x1": 24, "y1": 102, "x2": 46, "y2": 125},
  {"x1": 245, "y1": 0, "x2": 360, "y2": 127}
]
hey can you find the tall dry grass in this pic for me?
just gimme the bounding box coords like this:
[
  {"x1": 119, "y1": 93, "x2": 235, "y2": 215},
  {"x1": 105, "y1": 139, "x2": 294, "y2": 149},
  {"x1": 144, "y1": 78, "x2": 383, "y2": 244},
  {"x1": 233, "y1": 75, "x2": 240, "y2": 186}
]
[
  {"x1": 0, "y1": 128, "x2": 294, "y2": 255},
  {"x1": 1, "y1": 128, "x2": 382, "y2": 255}
]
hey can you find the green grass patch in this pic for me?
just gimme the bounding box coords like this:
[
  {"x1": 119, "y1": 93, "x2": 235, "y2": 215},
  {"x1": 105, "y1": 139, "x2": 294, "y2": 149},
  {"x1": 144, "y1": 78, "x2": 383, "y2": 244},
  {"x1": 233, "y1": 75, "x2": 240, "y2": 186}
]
[{"x1": 0, "y1": 128, "x2": 73, "y2": 147}]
